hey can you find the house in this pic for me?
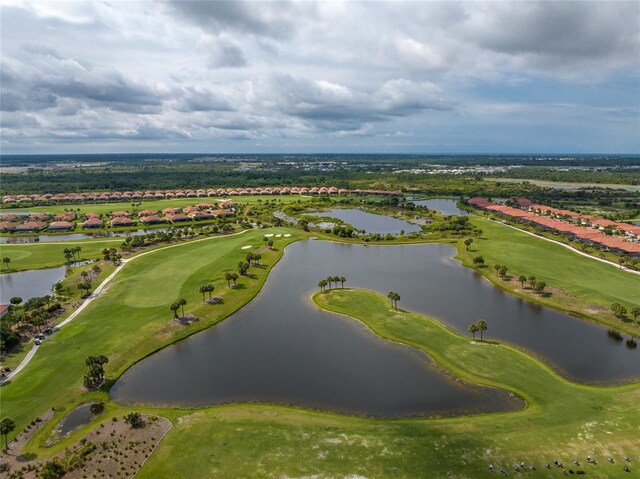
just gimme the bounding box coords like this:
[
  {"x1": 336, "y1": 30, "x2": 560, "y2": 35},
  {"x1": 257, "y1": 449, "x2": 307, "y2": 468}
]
[
  {"x1": 82, "y1": 218, "x2": 104, "y2": 229},
  {"x1": 162, "y1": 207, "x2": 180, "y2": 215},
  {"x1": 140, "y1": 215, "x2": 166, "y2": 225},
  {"x1": 110, "y1": 211, "x2": 130, "y2": 218},
  {"x1": 14, "y1": 221, "x2": 48, "y2": 232},
  {"x1": 110, "y1": 217, "x2": 136, "y2": 227},
  {"x1": 0, "y1": 221, "x2": 17, "y2": 232},
  {"x1": 29, "y1": 213, "x2": 51, "y2": 221},
  {"x1": 0, "y1": 304, "x2": 10, "y2": 319},
  {"x1": 48, "y1": 221, "x2": 75, "y2": 231},
  {"x1": 166, "y1": 213, "x2": 191, "y2": 223},
  {"x1": 138, "y1": 209, "x2": 158, "y2": 217}
]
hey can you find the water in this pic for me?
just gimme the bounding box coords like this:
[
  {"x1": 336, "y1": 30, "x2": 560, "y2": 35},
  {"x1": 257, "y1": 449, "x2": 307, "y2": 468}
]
[
  {"x1": 0, "y1": 228, "x2": 172, "y2": 244},
  {"x1": 413, "y1": 198, "x2": 469, "y2": 216},
  {"x1": 113, "y1": 241, "x2": 639, "y2": 416},
  {"x1": 0, "y1": 266, "x2": 66, "y2": 303},
  {"x1": 57, "y1": 402, "x2": 104, "y2": 436},
  {"x1": 308, "y1": 208, "x2": 422, "y2": 234}
]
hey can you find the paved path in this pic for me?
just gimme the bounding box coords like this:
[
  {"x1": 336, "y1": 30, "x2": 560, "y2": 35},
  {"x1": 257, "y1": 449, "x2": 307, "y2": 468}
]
[
  {"x1": 491, "y1": 219, "x2": 640, "y2": 276},
  {"x1": 1, "y1": 230, "x2": 249, "y2": 384}
]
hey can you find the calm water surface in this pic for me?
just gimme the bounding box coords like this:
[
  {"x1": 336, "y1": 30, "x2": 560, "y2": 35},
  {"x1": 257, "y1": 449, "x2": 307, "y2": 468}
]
[
  {"x1": 413, "y1": 199, "x2": 469, "y2": 216},
  {"x1": 0, "y1": 228, "x2": 171, "y2": 244},
  {"x1": 309, "y1": 208, "x2": 421, "y2": 234},
  {"x1": 113, "y1": 241, "x2": 639, "y2": 416},
  {"x1": 0, "y1": 266, "x2": 66, "y2": 303}
]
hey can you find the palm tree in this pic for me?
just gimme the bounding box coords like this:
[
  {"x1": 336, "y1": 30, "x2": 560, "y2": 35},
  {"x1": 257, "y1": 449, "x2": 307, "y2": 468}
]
[
  {"x1": 464, "y1": 238, "x2": 473, "y2": 250},
  {"x1": 339, "y1": 276, "x2": 346, "y2": 288},
  {"x1": 64, "y1": 248, "x2": 73, "y2": 263},
  {"x1": 387, "y1": 291, "x2": 400, "y2": 310},
  {"x1": 528, "y1": 275, "x2": 536, "y2": 289},
  {"x1": 325, "y1": 277, "x2": 332, "y2": 290},
  {"x1": 245, "y1": 252, "x2": 254, "y2": 266},
  {"x1": 2, "y1": 257, "x2": 10, "y2": 270},
  {"x1": 477, "y1": 320, "x2": 488, "y2": 341},
  {"x1": 199, "y1": 285, "x2": 208, "y2": 301},
  {"x1": 231, "y1": 273, "x2": 238, "y2": 286},
  {"x1": 170, "y1": 302, "x2": 180, "y2": 318},
  {"x1": 318, "y1": 280, "x2": 327, "y2": 291},
  {"x1": 92, "y1": 264, "x2": 102, "y2": 276},
  {"x1": 518, "y1": 275, "x2": 527, "y2": 288},
  {"x1": 468, "y1": 322, "x2": 479, "y2": 340},
  {"x1": 0, "y1": 417, "x2": 15, "y2": 452},
  {"x1": 81, "y1": 271, "x2": 89, "y2": 281},
  {"x1": 178, "y1": 298, "x2": 187, "y2": 317},
  {"x1": 225, "y1": 272, "x2": 234, "y2": 287},
  {"x1": 632, "y1": 306, "x2": 640, "y2": 321},
  {"x1": 254, "y1": 253, "x2": 262, "y2": 265}
]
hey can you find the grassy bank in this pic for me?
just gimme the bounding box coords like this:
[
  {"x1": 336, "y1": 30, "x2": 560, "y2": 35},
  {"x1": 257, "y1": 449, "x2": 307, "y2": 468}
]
[
  {"x1": 130, "y1": 289, "x2": 639, "y2": 478},
  {"x1": 0, "y1": 227, "x2": 303, "y2": 440},
  {"x1": 459, "y1": 217, "x2": 640, "y2": 335}
]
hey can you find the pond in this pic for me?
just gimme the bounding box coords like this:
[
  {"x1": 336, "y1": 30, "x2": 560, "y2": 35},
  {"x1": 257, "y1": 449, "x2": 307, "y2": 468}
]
[
  {"x1": 0, "y1": 228, "x2": 172, "y2": 244},
  {"x1": 112, "y1": 241, "x2": 639, "y2": 417},
  {"x1": 0, "y1": 266, "x2": 66, "y2": 303},
  {"x1": 413, "y1": 198, "x2": 469, "y2": 216},
  {"x1": 57, "y1": 402, "x2": 105, "y2": 436},
  {"x1": 308, "y1": 208, "x2": 422, "y2": 235}
]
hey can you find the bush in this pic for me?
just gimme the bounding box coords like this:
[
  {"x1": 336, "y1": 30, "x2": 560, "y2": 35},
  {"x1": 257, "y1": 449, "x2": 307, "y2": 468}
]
[
  {"x1": 124, "y1": 412, "x2": 144, "y2": 429},
  {"x1": 39, "y1": 460, "x2": 65, "y2": 479}
]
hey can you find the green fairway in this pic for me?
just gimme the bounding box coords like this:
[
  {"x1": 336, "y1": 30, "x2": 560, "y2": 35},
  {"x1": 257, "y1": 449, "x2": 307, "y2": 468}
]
[
  {"x1": 459, "y1": 217, "x2": 640, "y2": 333},
  {"x1": 132, "y1": 289, "x2": 639, "y2": 479},
  {"x1": 2, "y1": 194, "x2": 312, "y2": 216},
  {"x1": 0, "y1": 227, "x2": 303, "y2": 439},
  {"x1": 0, "y1": 237, "x2": 123, "y2": 272}
]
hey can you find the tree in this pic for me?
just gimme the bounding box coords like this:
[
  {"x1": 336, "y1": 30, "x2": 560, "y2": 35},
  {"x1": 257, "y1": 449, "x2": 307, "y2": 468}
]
[
  {"x1": 464, "y1": 238, "x2": 473, "y2": 250},
  {"x1": 84, "y1": 355, "x2": 109, "y2": 389},
  {"x1": 63, "y1": 248, "x2": 73, "y2": 263},
  {"x1": 476, "y1": 320, "x2": 488, "y2": 341},
  {"x1": 387, "y1": 291, "x2": 400, "y2": 310},
  {"x1": 225, "y1": 272, "x2": 234, "y2": 287},
  {"x1": 1, "y1": 256, "x2": 11, "y2": 271},
  {"x1": 9, "y1": 296, "x2": 22, "y2": 306},
  {"x1": 318, "y1": 279, "x2": 327, "y2": 291},
  {"x1": 518, "y1": 275, "x2": 527, "y2": 288},
  {"x1": 468, "y1": 322, "x2": 479, "y2": 340},
  {"x1": 77, "y1": 281, "x2": 92, "y2": 297},
  {"x1": 178, "y1": 298, "x2": 187, "y2": 317},
  {"x1": 0, "y1": 417, "x2": 15, "y2": 452},
  {"x1": 245, "y1": 252, "x2": 254, "y2": 267},
  {"x1": 170, "y1": 302, "x2": 180, "y2": 318},
  {"x1": 472, "y1": 256, "x2": 485, "y2": 267},
  {"x1": 238, "y1": 261, "x2": 249, "y2": 275},
  {"x1": 339, "y1": 276, "x2": 346, "y2": 288},
  {"x1": 92, "y1": 264, "x2": 102, "y2": 276},
  {"x1": 533, "y1": 281, "x2": 546, "y2": 295},
  {"x1": 253, "y1": 253, "x2": 262, "y2": 265},
  {"x1": 631, "y1": 306, "x2": 640, "y2": 321},
  {"x1": 267, "y1": 239, "x2": 274, "y2": 249},
  {"x1": 124, "y1": 412, "x2": 145, "y2": 428},
  {"x1": 205, "y1": 284, "x2": 214, "y2": 299},
  {"x1": 498, "y1": 265, "x2": 508, "y2": 278},
  {"x1": 199, "y1": 285, "x2": 208, "y2": 301},
  {"x1": 528, "y1": 275, "x2": 536, "y2": 289},
  {"x1": 494, "y1": 264, "x2": 501, "y2": 274},
  {"x1": 611, "y1": 303, "x2": 627, "y2": 319}
]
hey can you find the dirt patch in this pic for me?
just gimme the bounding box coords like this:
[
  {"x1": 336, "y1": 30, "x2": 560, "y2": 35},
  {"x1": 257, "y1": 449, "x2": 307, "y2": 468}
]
[
  {"x1": 1, "y1": 413, "x2": 171, "y2": 479},
  {"x1": 585, "y1": 304, "x2": 609, "y2": 315},
  {"x1": 170, "y1": 313, "x2": 198, "y2": 326}
]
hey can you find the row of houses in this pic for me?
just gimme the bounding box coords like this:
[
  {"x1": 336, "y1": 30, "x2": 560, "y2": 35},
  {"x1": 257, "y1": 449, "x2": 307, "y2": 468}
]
[
  {"x1": 2, "y1": 186, "x2": 355, "y2": 205},
  {"x1": 468, "y1": 197, "x2": 640, "y2": 256},
  {"x1": 0, "y1": 203, "x2": 235, "y2": 233}
]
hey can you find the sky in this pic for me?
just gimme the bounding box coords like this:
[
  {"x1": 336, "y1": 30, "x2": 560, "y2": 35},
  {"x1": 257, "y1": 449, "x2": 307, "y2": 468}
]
[{"x1": 1, "y1": 0, "x2": 639, "y2": 155}]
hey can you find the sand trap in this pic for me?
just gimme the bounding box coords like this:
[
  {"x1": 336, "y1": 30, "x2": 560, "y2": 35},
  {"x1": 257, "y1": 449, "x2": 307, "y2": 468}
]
[
  {"x1": 283, "y1": 233, "x2": 291, "y2": 237},
  {"x1": 241, "y1": 245, "x2": 252, "y2": 249},
  {"x1": 264, "y1": 233, "x2": 274, "y2": 237},
  {"x1": 276, "y1": 234, "x2": 282, "y2": 237}
]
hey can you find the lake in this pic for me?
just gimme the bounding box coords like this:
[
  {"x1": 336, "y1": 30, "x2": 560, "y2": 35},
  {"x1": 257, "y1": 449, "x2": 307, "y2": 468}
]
[
  {"x1": 308, "y1": 208, "x2": 422, "y2": 234},
  {"x1": 112, "y1": 241, "x2": 639, "y2": 416},
  {"x1": 0, "y1": 228, "x2": 172, "y2": 244},
  {"x1": 413, "y1": 198, "x2": 469, "y2": 216},
  {"x1": 0, "y1": 266, "x2": 66, "y2": 303}
]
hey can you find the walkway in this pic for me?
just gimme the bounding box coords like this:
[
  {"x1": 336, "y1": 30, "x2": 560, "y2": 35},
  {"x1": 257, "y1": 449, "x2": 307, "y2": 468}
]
[{"x1": 1, "y1": 230, "x2": 249, "y2": 384}]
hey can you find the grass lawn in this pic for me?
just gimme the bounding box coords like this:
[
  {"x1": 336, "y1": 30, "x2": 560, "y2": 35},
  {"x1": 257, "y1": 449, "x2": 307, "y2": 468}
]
[
  {"x1": 130, "y1": 289, "x2": 639, "y2": 478},
  {"x1": 2, "y1": 194, "x2": 312, "y2": 216},
  {"x1": 459, "y1": 217, "x2": 640, "y2": 334},
  {"x1": 0, "y1": 237, "x2": 123, "y2": 272},
  {"x1": 0, "y1": 227, "x2": 304, "y2": 442}
]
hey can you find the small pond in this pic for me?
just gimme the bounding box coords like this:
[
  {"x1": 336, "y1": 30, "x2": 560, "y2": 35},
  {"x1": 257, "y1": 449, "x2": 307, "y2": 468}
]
[
  {"x1": 0, "y1": 266, "x2": 66, "y2": 303},
  {"x1": 112, "y1": 241, "x2": 639, "y2": 417},
  {"x1": 308, "y1": 208, "x2": 422, "y2": 235},
  {"x1": 57, "y1": 402, "x2": 105, "y2": 436},
  {"x1": 413, "y1": 198, "x2": 469, "y2": 216}
]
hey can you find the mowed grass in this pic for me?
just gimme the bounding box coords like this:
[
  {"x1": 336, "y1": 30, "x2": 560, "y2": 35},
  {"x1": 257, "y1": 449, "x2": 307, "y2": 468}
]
[
  {"x1": 0, "y1": 237, "x2": 123, "y2": 272},
  {"x1": 3, "y1": 194, "x2": 311, "y2": 216},
  {"x1": 459, "y1": 217, "x2": 640, "y2": 331},
  {"x1": 133, "y1": 289, "x2": 640, "y2": 479},
  {"x1": 1, "y1": 227, "x2": 303, "y2": 438}
]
